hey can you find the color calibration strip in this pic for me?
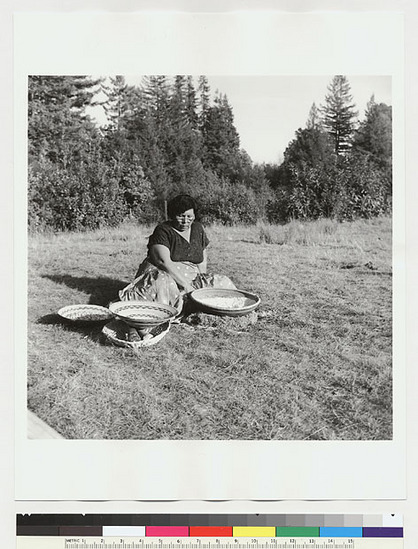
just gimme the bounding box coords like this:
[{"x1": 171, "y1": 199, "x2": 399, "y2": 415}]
[{"x1": 16, "y1": 515, "x2": 403, "y2": 538}]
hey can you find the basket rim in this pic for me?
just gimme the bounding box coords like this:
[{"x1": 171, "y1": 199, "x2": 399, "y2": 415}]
[
  {"x1": 190, "y1": 288, "x2": 260, "y2": 311},
  {"x1": 108, "y1": 300, "x2": 179, "y2": 327},
  {"x1": 109, "y1": 300, "x2": 178, "y2": 315},
  {"x1": 102, "y1": 319, "x2": 170, "y2": 348},
  {"x1": 58, "y1": 304, "x2": 113, "y2": 321}
]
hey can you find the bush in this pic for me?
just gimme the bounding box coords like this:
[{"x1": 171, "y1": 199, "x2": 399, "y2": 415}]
[
  {"x1": 335, "y1": 154, "x2": 391, "y2": 219},
  {"x1": 269, "y1": 153, "x2": 392, "y2": 222},
  {"x1": 28, "y1": 155, "x2": 157, "y2": 232},
  {"x1": 194, "y1": 173, "x2": 262, "y2": 225},
  {"x1": 266, "y1": 187, "x2": 291, "y2": 224},
  {"x1": 117, "y1": 155, "x2": 160, "y2": 224},
  {"x1": 286, "y1": 161, "x2": 341, "y2": 220}
]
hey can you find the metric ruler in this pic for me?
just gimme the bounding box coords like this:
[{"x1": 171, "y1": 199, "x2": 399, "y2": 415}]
[
  {"x1": 16, "y1": 515, "x2": 403, "y2": 549},
  {"x1": 16, "y1": 538, "x2": 403, "y2": 549}
]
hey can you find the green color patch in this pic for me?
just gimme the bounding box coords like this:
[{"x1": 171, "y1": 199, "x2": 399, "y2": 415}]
[{"x1": 276, "y1": 527, "x2": 320, "y2": 537}]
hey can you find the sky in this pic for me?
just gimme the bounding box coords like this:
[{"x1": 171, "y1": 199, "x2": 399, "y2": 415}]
[
  {"x1": 205, "y1": 75, "x2": 392, "y2": 164},
  {"x1": 90, "y1": 75, "x2": 392, "y2": 165}
]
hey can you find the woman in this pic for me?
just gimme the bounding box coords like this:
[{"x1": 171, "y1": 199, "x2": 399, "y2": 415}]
[{"x1": 119, "y1": 194, "x2": 236, "y2": 314}]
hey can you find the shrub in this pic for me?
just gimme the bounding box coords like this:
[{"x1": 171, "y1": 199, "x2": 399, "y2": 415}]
[
  {"x1": 28, "y1": 154, "x2": 157, "y2": 232},
  {"x1": 117, "y1": 155, "x2": 159, "y2": 224},
  {"x1": 266, "y1": 187, "x2": 291, "y2": 224},
  {"x1": 335, "y1": 154, "x2": 391, "y2": 220},
  {"x1": 286, "y1": 161, "x2": 342, "y2": 220},
  {"x1": 271, "y1": 153, "x2": 392, "y2": 222},
  {"x1": 194, "y1": 173, "x2": 261, "y2": 225}
]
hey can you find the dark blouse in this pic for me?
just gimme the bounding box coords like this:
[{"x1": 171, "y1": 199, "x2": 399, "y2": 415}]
[{"x1": 147, "y1": 221, "x2": 210, "y2": 264}]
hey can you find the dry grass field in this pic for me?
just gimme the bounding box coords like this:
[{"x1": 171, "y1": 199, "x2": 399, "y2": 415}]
[{"x1": 27, "y1": 217, "x2": 392, "y2": 440}]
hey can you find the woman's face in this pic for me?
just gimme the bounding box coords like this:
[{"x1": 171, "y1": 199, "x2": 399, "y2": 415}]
[{"x1": 173, "y1": 208, "x2": 195, "y2": 231}]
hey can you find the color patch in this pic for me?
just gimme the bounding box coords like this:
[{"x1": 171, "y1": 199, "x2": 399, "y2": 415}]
[
  {"x1": 233, "y1": 527, "x2": 276, "y2": 537},
  {"x1": 145, "y1": 526, "x2": 189, "y2": 537},
  {"x1": 16, "y1": 526, "x2": 60, "y2": 536},
  {"x1": 363, "y1": 527, "x2": 403, "y2": 537},
  {"x1": 276, "y1": 527, "x2": 319, "y2": 537},
  {"x1": 304, "y1": 515, "x2": 325, "y2": 527},
  {"x1": 323, "y1": 515, "x2": 345, "y2": 527},
  {"x1": 284, "y1": 515, "x2": 305, "y2": 527},
  {"x1": 59, "y1": 526, "x2": 103, "y2": 536},
  {"x1": 190, "y1": 527, "x2": 233, "y2": 537},
  {"x1": 343, "y1": 515, "x2": 364, "y2": 527},
  {"x1": 320, "y1": 527, "x2": 363, "y2": 537},
  {"x1": 103, "y1": 526, "x2": 146, "y2": 536},
  {"x1": 362, "y1": 515, "x2": 383, "y2": 527},
  {"x1": 382, "y1": 515, "x2": 403, "y2": 527}
]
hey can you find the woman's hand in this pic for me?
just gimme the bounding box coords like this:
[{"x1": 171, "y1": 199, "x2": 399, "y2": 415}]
[
  {"x1": 197, "y1": 249, "x2": 208, "y2": 274},
  {"x1": 149, "y1": 244, "x2": 195, "y2": 292},
  {"x1": 181, "y1": 282, "x2": 194, "y2": 294}
]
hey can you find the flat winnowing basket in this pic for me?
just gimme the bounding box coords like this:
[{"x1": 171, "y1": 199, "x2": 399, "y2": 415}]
[
  {"x1": 58, "y1": 304, "x2": 113, "y2": 323},
  {"x1": 102, "y1": 319, "x2": 170, "y2": 348},
  {"x1": 190, "y1": 288, "x2": 260, "y2": 317},
  {"x1": 108, "y1": 300, "x2": 178, "y2": 328}
]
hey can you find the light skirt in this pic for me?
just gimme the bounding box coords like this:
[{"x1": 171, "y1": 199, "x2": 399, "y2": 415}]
[{"x1": 119, "y1": 259, "x2": 236, "y2": 313}]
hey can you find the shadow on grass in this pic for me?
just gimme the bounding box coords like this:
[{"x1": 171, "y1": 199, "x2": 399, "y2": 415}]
[
  {"x1": 36, "y1": 312, "x2": 108, "y2": 343},
  {"x1": 37, "y1": 275, "x2": 128, "y2": 344},
  {"x1": 42, "y1": 274, "x2": 128, "y2": 306}
]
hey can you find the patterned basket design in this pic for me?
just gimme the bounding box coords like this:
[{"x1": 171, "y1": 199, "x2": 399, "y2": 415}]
[
  {"x1": 58, "y1": 304, "x2": 113, "y2": 323},
  {"x1": 108, "y1": 300, "x2": 178, "y2": 328},
  {"x1": 190, "y1": 288, "x2": 261, "y2": 317},
  {"x1": 102, "y1": 320, "x2": 170, "y2": 348}
]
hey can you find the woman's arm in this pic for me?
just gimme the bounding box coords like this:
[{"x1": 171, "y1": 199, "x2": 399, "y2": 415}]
[
  {"x1": 197, "y1": 249, "x2": 207, "y2": 274},
  {"x1": 149, "y1": 244, "x2": 194, "y2": 293}
]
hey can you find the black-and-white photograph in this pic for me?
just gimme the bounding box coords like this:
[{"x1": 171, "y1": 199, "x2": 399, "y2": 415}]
[{"x1": 27, "y1": 74, "x2": 393, "y2": 441}]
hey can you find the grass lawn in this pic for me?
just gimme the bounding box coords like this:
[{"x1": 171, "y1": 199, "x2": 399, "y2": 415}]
[{"x1": 27, "y1": 217, "x2": 392, "y2": 440}]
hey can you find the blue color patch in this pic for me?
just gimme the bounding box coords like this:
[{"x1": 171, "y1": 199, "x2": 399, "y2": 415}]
[{"x1": 320, "y1": 527, "x2": 363, "y2": 537}]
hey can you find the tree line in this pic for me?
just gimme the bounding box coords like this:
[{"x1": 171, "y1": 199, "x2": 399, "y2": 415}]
[{"x1": 28, "y1": 75, "x2": 392, "y2": 231}]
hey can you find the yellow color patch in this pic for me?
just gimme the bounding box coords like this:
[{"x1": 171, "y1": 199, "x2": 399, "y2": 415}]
[{"x1": 233, "y1": 527, "x2": 276, "y2": 537}]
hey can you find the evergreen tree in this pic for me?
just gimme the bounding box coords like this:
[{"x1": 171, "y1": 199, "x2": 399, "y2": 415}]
[
  {"x1": 306, "y1": 102, "x2": 321, "y2": 130},
  {"x1": 352, "y1": 98, "x2": 392, "y2": 171},
  {"x1": 101, "y1": 75, "x2": 143, "y2": 130},
  {"x1": 321, "y1": 75, "x2": 358, "y2": 155},
  {"x1": 28, "y1": 75, "x2": 101, "y2": 166},
  {"x1": 185, "y1": 75, "x2": 199, "y2": 128},
  {"x1": 197, "y1": 75, "x2": 211, "y2": 126},
  {"x1": 102, "y1": 75, "x2": 128, "y2": 128},
  {"x1": 171, "y1": 75, "x2": 187, "y2": 117},
  {"x1": 142, "y1": 75, "x2": 171, "y2": 128},
  {"x1": 282, "y1": 127, "x2": 335, "y2": 175},
  {"x1": 201, "y1": 92, "x2": 240, "y2": 173},
  {"x1": 169, "y1": 75, "x2": 191, "y2": 132},
  {"x1": 274, "y1": 126, "x2": 337, "y2": 221}
]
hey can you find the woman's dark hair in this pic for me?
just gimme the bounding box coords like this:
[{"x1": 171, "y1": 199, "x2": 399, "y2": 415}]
[{"x1": 167, "y1": 194, "x2": 197, "y2": 219}]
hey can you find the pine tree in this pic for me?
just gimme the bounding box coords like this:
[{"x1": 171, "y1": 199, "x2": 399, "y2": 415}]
[
  {"x1": 321, "y1": 75, "x2": 358, "y2": 155},
  {"x1": 28, "y1": 75, "x2": 101, "y2": 167},
  {"x1": 197, "y1": 75, "x2": 211, "y2": 126},
  {"x1": 171, "y1": 75, "x2": 186, "y2": 116},
  {"x1": 352, "y1": 98, "x2": 392, "y2": 171},
  {"x1": 169, "y1": 75, "x2": 190, "y2": 130},
  {"x1": 185, "y1": 75, "x2": 198, "y2": 128},
  {"x1": 102, "y1": 75, "x2": 128, "y2": 128},
  {"x1": 306, "y1": 102, "x2": 321, "y2": 130},
  {"x1": 142, "y1": 75, "x2": 170, "y2": 129},
  {"x1": 101, "y1": 76, "x2": 143, "y2": 130},
  {"x1": 283, "y1": 127, "x2": 335, "y2": 168},
  {"x1": 201, "y1": 92, "x2": 240, "y2": 173}
]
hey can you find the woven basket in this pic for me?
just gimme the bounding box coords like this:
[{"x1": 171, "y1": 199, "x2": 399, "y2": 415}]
[
  {"x1": 58, "y1": 304, "x2": 113, "y2": 323},
  {"x1": 102, "y1": 319, "x2": 170, "y2": 348},
  {"x1": 190, "y1": 288, "x2": 260, "y2": 317},
  {"x1": 108, "y1": 300, "x2": 178, "y2": 328}
]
